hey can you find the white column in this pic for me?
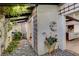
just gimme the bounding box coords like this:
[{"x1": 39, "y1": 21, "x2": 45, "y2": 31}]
[{"x1": 57, "y1": 15, "x2": 66, "y2": 50}]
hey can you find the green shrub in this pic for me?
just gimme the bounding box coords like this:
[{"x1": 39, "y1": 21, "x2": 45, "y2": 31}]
[
  {"x1": 3, "y1": 31, "x2": 22, "y2": 54},
  {"x1": 3, "y1": 41, "x2": 19, "y2": 54},
  {"x1": 12, "y1": 32, "x2": 22, "y2": 41},
  {"x1": 46, "y1": 36, "x2": 57, "y2": 45}
]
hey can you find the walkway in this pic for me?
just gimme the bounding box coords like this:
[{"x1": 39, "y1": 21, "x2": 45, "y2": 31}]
[{"x1": 2, "y1": 39, "x2": 76, "y2": 56}]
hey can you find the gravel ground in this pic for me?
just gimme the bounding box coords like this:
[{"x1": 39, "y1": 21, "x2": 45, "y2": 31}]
[{"x1": 2, "y1": 39, "x2": 75, "y2": 56}]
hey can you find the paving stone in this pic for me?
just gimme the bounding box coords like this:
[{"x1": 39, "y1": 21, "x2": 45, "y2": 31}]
[{"x1": 2, "y1": 39, "x2": 75, "y2": 56}]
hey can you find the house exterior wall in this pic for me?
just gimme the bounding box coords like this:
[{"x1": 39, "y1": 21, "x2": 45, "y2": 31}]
[
  {"x1": 37, "y1": 5, "x2": 59, "y2": 55},
  {"x1": 21, "y1": 22, "x2": 27, "y2": 37},
  {"x1": 24, "y1": 22, "x2": 28, "y2": 38},
  {"x1": 5, "y1": 29, "x2": 13, "y2": 49},
  {"x1": 27, "y1": 17, "x2": 34, "y2": 47},
  {"x1": 13, "y1": 23, "x2": 21, "y2": 32},
  {"x1": 66, "y1": 21, "x2": 79, "y2": 25},
  {"x1": 59, "y1": 3, "x2": 79, "y2": 15},
  {"x1": 74, "y1": 24, "x2": 79, "y2": 32},
  {"x1": 0, "y1": 15, "x2": 5, "y2": 55},
  {"x1": 68, "y1": 12, "x2": 79, "y2": 19},
  {"x1": 58, "y1": 3, "x2": 79, "y2": 50},
  {"x1": 27, "y1": 7, "x2": 37, "y2": 52},
  {"x1": 5, "y1": 22, "x2": 22, "y2": 49},
  {"x1": 26, "y1": 4, "x2": 79, "y2": 55}
]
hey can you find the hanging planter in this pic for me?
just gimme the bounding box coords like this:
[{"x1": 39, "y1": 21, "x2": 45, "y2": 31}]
[{"x1": 44, "y1": 36, "x2": 57, "y2": 55}]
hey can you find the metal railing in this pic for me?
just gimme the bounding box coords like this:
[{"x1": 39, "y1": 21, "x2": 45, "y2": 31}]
[{"x1": 59, "y1": 3, "x2": 78, "y2": 15}]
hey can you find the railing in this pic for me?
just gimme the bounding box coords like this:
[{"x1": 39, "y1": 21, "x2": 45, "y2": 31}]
[{"x1": 59, "y1": 3, "x2": 79, "y2": 15}]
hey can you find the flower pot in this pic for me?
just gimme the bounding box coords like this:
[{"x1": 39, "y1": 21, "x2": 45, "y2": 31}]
[{"x1": 45, "y1": 40, "x2": 57, "y2": 55}]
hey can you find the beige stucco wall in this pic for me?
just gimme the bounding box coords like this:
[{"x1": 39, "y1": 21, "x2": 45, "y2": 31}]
[
  {"x1": 0, "y1": 15, "x2": 5, "y2": 55},
  {"x1": 13, "y1": 23, "x2": 21, "y2": 32},
  {"x1": 58, "y1": 3, "x2": 79, "y2": 51},
  {"x1": 27, "y1": 7, "x2": 37, "y2": 49},
  {"x1": 5, "y1": 30, "x2": 13, "y2": 49},
  {"x1": 74, "y1": 24, "x2": 79, "y2": 32},
  {"x1": 37, "y1": 5, "x2": 59, "y2": 55},
  {"x1": 25, "y1": 22, "x2": 28, "y2": 37},
  {"x1": 5, "y1": 22, "x2": 22, "y2": 49},
  {"x1": 27, "y1": 18, "x2": 34, "y2": 47}
]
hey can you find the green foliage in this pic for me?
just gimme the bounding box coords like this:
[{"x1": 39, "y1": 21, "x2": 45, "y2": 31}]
[
  {"x1": 7, "y1": 20, "x2": 16, "y2": 32},
  {"x1": 12, "y1": 31, "x2": 22, "y2": 41},
  {"x1": 0, "y1": 4, "x2": 29, "y2": 16},
  {"x1": 3, "y1": 41, "x2": 19, "y2": 54},
  {"x1": 46, "y1": 36, "x2": 57, "y2": 45},
  {"x1": 3, "y1": 31, "x2": 22, "y2": 54}
]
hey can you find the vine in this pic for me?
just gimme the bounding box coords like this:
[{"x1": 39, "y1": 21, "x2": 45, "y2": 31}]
[{"x1": 0, "y1": 4, "x2": 30, "y2": 16}]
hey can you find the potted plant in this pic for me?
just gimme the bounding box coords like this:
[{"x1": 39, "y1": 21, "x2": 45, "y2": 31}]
[
  {"x1": 45, "y1": 36, "x2": 57, "y2": 55},
  {"x1": 12, "y1": 31, "x2": 22, "y2": 41}
]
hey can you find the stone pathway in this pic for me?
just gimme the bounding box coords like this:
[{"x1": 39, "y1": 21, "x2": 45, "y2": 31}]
[{"x1": 2, "y1": 39, "x2": 76, "y2": 56}]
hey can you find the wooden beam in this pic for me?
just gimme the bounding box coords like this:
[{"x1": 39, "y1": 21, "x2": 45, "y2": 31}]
[
  {"x1": 59, "y1": 3, "x2": 77, "y2": 15},
  {"x1": 13, "y1": 18, "x2": 28, "y2": 21},
  {"x1": 17, "y1": 20, "x2": 27, "y2": 23},
  {"x1": 5, "y1": 12, "x2": 31, "y2": 18},
  {"x1": 66, "y1": 16, "x2": 79, "y2": 22},
  {"x1": 8, "y1": 16, "x2": 28, "y2": 20}
]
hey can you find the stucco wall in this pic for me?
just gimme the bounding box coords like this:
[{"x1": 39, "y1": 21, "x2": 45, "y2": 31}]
[
  {"x1": 13, "y1": 23, "x2": 21, "y2": 32},
  {"x1": 37, "y1": 5, "x2": 59, "y2": 55},
  {"x1": 27, "y1": 4, "x2": 79, "y2": 55},
  {"x1": 74, "y1": 24, "x2": 79, "y2": 32},
  {"x1": 58, "y1": 3, "x2": 79, "y2": 51},
  {"x1": 5, "y1": 23, "x2": 22, "y2": 49},
  {"x1": 66, "y1": 21, "x2": 79, "y2": 25},
  {"x1": 27, "y1": 7, "x2": 37, "y2": 49},
  {"x1": 27, "y1": 17, "x2": 34, "y2": 47},
  {"x1": 0, "y1": 15, "x2": 5, "y2": 55},
  {"x1": 24, "y1": 22, "x2": 28, "y2": 38},
  {"x1": 5, "y1": 30, "x2": 13, "y2": 49}
]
